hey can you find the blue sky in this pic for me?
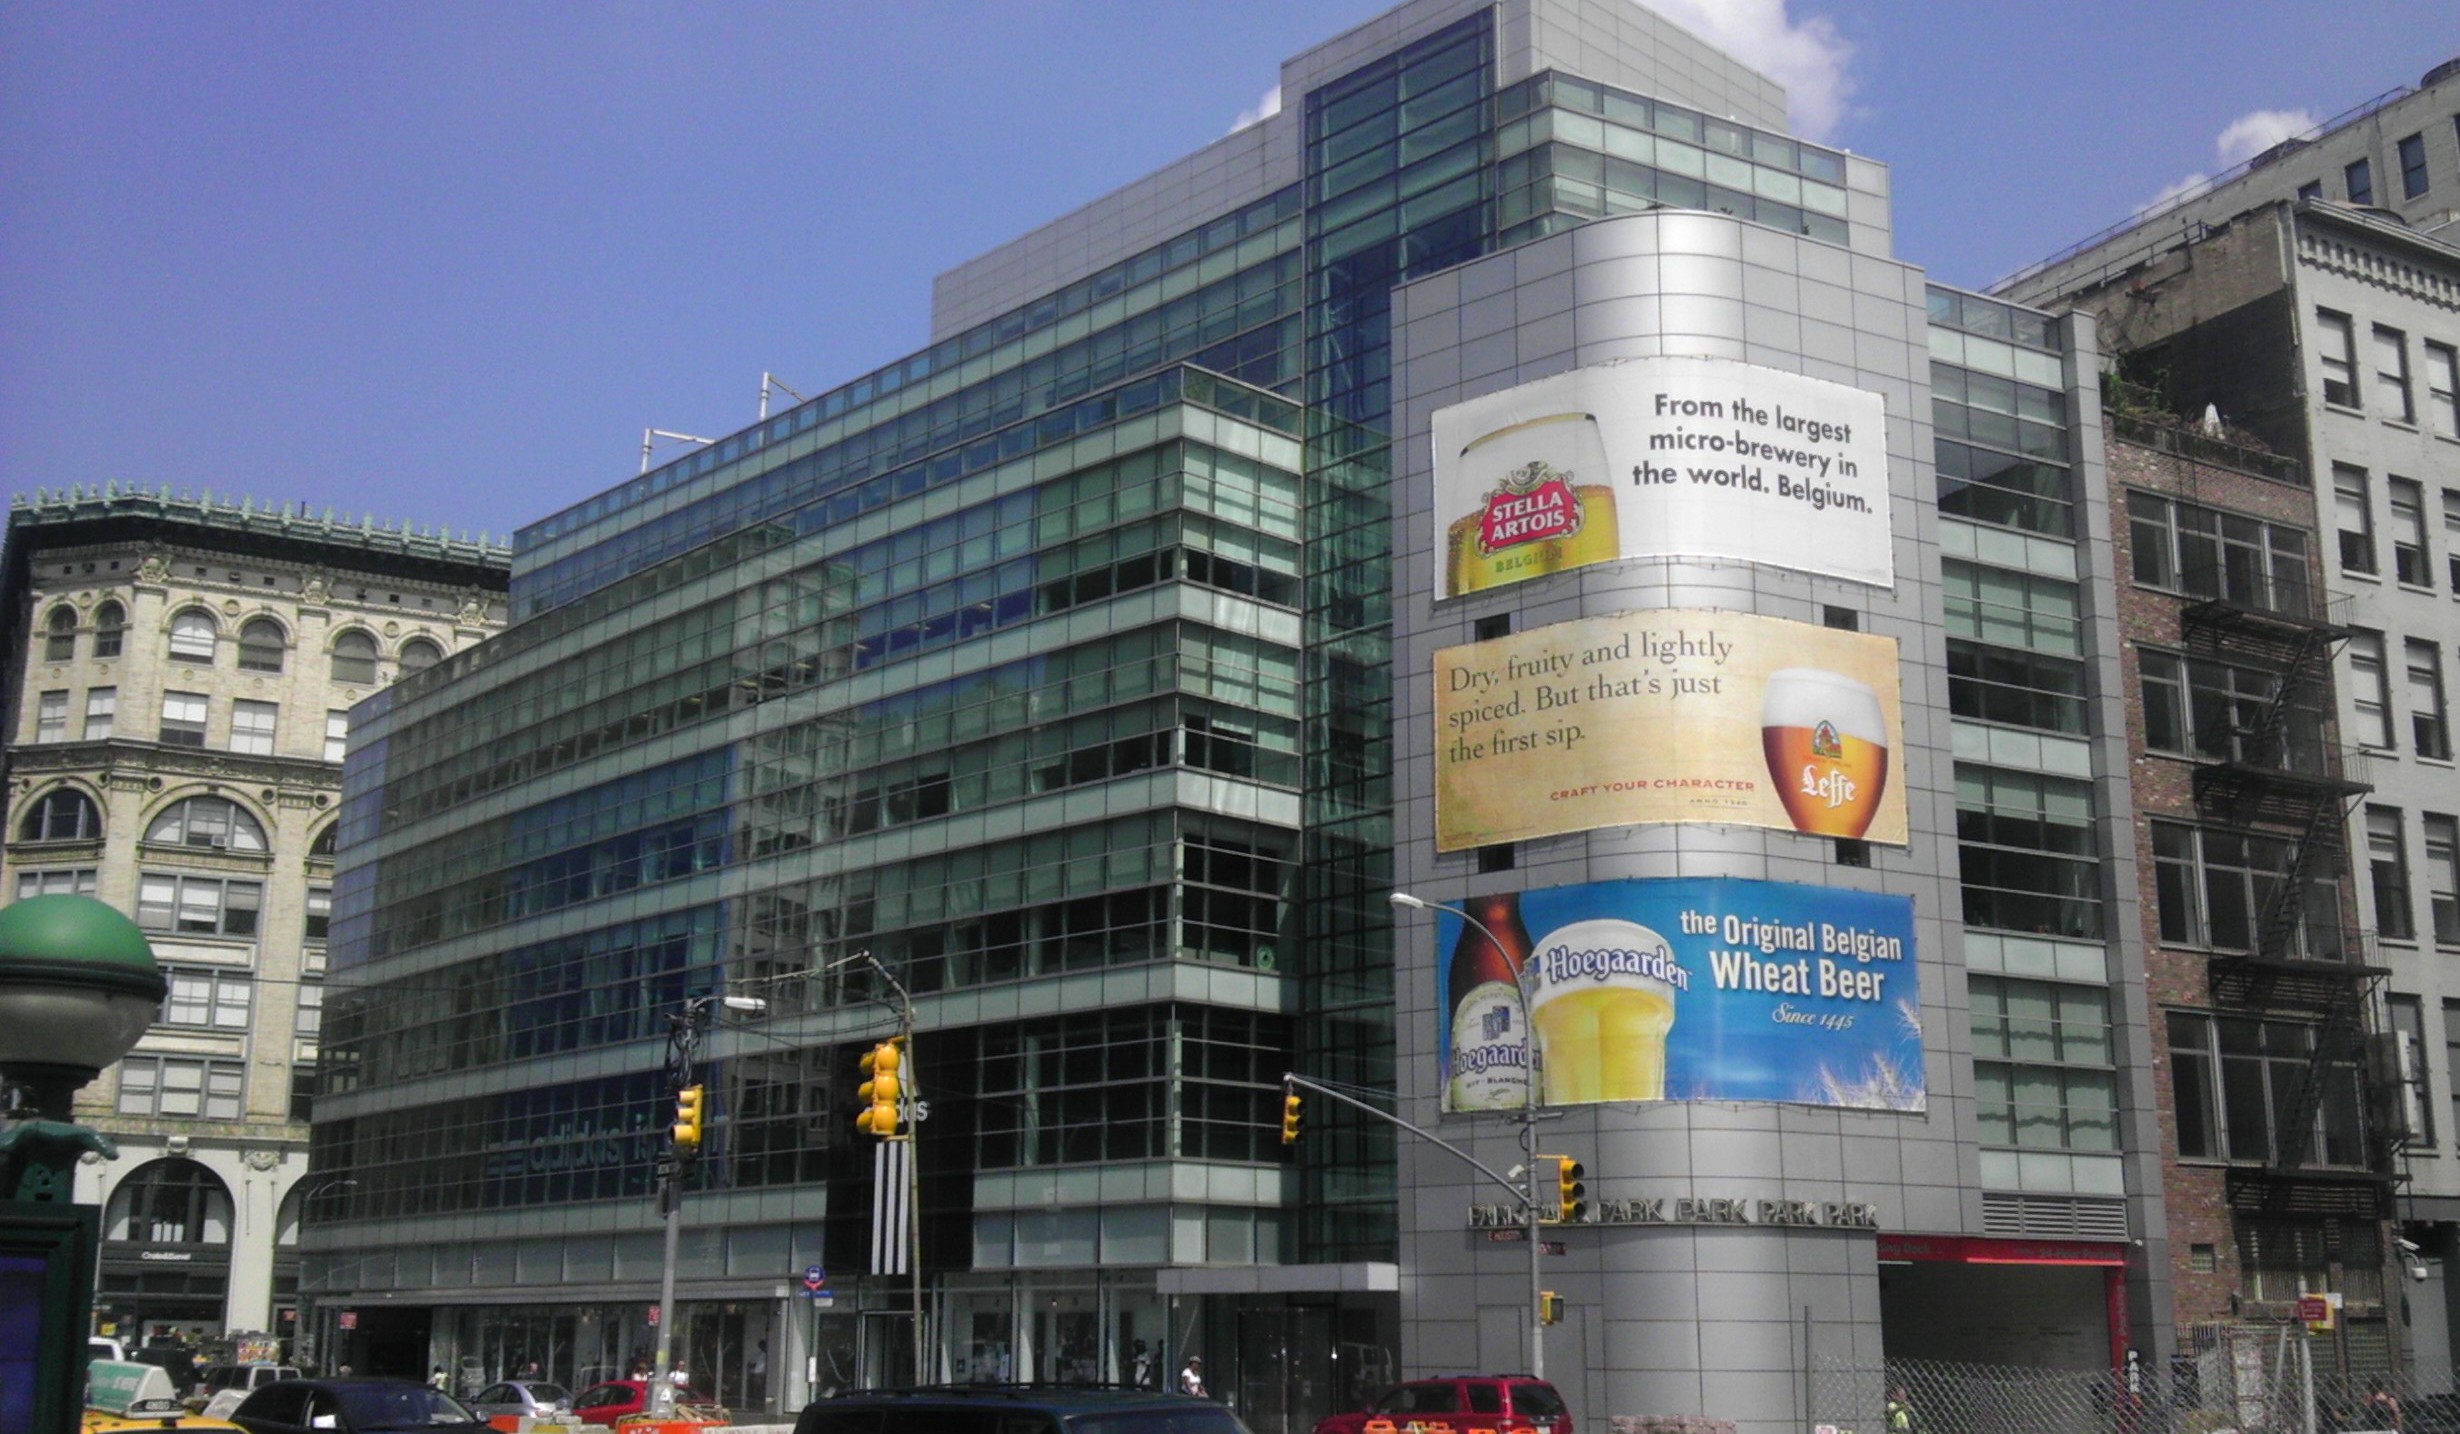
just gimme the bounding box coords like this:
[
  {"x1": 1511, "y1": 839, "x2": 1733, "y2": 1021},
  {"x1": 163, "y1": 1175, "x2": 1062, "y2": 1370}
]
[{"x1": 4, "y1": 2, "x2": 2455, "y2": 544}]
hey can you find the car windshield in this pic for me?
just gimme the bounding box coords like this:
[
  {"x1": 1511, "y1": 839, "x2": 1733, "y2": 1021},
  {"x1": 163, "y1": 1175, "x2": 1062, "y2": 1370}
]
[
  {"x1": 524, "y1": 1384, "x2": 570, "y2": 1402},
  {"x1": 337, "y1": 1385, "x2": 480, "y2": 1427},
  {"x1": 1070, "y1": 1411, "x2": 1245, "y2": 1434}
]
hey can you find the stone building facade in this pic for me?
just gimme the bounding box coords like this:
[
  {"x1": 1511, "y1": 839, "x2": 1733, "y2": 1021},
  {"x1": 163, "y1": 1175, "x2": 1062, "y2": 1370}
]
[{"x1": 0, "y1": 488, "x2": 508, "y2": 1358}]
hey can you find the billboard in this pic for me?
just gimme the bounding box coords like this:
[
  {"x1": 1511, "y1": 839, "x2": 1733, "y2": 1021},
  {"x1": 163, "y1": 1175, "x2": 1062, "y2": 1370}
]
[
  {"x1": 1436, "y1": 878, "x2": 1923, "y2": 1114},
  {"x1": 1431, "y1": 356, "x2": 1892, "y2": 595},
  {"x1": 1433, "y1": 608, "x2": 1906, "y2": 850}
]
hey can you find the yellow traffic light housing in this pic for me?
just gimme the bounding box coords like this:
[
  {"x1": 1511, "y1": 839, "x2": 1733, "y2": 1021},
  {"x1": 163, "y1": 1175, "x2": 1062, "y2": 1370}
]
[
  {"x1": 1538, "y1": 1291, "x2": 1564, "y2": 1326},
  {"x1": 1555, "y1": 1156, "x2": 1586, "y2": 1223},
  {"x1": 857, "y1": 1038, "x2": 904, "y2": 1137},
  {"x1": 673, "y1": 1084, "x2": 706, "y2": 1150},
  {"x1": 1280, "y1": 1090, "x2": 1304, "y2": 1145}
]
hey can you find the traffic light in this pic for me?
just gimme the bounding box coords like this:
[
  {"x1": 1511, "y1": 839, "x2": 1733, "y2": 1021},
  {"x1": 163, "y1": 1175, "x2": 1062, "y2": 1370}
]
[
  {"x1": 1554, "y1": 1156, "x2": 1586, "y2": 1223},
  {"x1": 1538, "y1": 1291, "x2": 1564, "y2": 1326},
  {"x1": 1281, "y1": 1089, "x2": 1304, "y2": 1145},
  {"x1": 857, "y1": 1038, "x2": 904, "y2": 1138},
  {"x1": 673, "y1": 1085, "x2": 706, "y2": 1150}
]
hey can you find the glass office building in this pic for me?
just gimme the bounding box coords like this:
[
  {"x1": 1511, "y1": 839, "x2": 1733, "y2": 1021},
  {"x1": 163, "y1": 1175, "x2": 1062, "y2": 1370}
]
[{"x1": 306, "y1": 3, "x2": 2166, "y2": 1430}]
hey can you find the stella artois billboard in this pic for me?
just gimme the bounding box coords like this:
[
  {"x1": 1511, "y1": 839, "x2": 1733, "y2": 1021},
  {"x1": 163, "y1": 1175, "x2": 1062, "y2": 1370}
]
[{"x1": 1431, "y1": 356, "x2": 1892, "y2": 595}]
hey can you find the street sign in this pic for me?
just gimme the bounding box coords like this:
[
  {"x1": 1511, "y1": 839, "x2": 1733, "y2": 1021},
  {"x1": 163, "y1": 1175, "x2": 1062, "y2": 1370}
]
[
  {"x1": 804, "y1": 1265, "x2": 828, "y2": 1292},
  {"x1": 1485, "y1": 1229, "x2": 1525, "y2": 1243},
  {"x1": 804, "y1": 1290, "x2": 836, "y2": 1307},
  {"x1": 337, "y1": 1312, "x2": 356, "y2": 1331},
  {"x1": 1541, "y1": 1240, "x2": 1568, "y2": 1256}
]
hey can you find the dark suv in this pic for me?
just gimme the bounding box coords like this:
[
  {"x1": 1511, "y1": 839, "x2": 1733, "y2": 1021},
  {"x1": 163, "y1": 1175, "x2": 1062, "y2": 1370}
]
[
  {"x1": 1310, "y1": 1377, "x2": 1571, "y2": 1434},
  {"x1": 798, "y1": 1386, "x2": 1251, "y2": 1434}
]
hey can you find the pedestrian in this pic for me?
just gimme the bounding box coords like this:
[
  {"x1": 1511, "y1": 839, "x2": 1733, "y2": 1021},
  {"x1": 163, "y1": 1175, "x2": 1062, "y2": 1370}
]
[
  {"x1": 429, "y1": 1366, "x2": 449, "y2": 1392},
  {"x1": 1884, "y1": 1383, "x2": 1917, "y2": 1434},
  {"x1": 1178, "y1": 1356, "x2": 1206, "y2": 1398},
  {"x1": 1130, "y1": 1339, "x2": 1154, "y2": 1390},
  {"x1": 2363, "y1": 1380, "x2": 2403, "y2": 1430}
]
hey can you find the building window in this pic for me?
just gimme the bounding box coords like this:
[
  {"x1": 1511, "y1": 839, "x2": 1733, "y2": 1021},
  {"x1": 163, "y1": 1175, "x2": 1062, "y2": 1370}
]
[
  {"x1": 143, "y1": 796, "x2": 269, "y2": 852},
  {"x1": 2428, "y1": 342, "x2": 2460, "y2": 440},
  {"x1": 2376, "y1": 326, "x2": 2415, "y2": 423},
  {"x1": 2169, "y1": 1011, "x2": 2365, "y2": 1166},
  {"x1": 1957, "y1": 765, "x2": 2102, "y2": 938},
  {"x1": 161, "y1": 968, "x2": 253, "y2": 1031},
  {"x1": 2298, "y1": 180, "x2": 2324, "y2": 202},
  {"x1": 158, "y1": 690, "x2": 208, "y2": 747},
  {"x1": 2140, "y1": 651, "x2": 2325, "y2": 770},
  {"x1": 116, "y1": 1055, "x2": 245, "y2": 1121},
  {"x1": 83, "y1": 687, "x2": 115, "y2": 740},
  {"x1": 2127, "y1": 491, "x2": 2313, "y2": 617},
  {"x1": 136, "y1": 873, "x2": 263, "y2": 937},
  {"x1": 1945, "y1": 640, "x2": 2088, "y2": 734},
  {"x1": 305, "y1": 886, "x2": 331, "y2": 943},
  {"x1": 92, "y1": 601, "x2": 124, "y2": 659},
  {"x1": 295, "y1": 979, "x2": 323, "y2": 1041},
  {"x1": 1942, "y1": 560, "x2": 2081, "y2": 653},
  {"x1": 2409, "y1": 639, "x2": 2451, "y2": 759},
  {"x1": 16, "y1": 868, "x2": 96, "y2": 899},
  {"x1": 2391, "y1": 995, "x2": 2437, "y2": 1148},
  {"x1": 330, "y1": 630, "x2": 378, "y2": 684},
  {"x1": 309, "y1": 824, "x2": 339, "y2": 860},
  {"x1": 2151, "y1": 819, "x2": 2345, "y2": 959},
  {"x1": 168, "y1": 610, "x2": 217, "y2": 664},
  {"x1": 19, "y1": 789, "x2": 101, "y2": 842},
  {"x1": 2335, "y1": 465, "x2": 2376, "y2": 574},
  {"x1": 324, "y1": 710, "x2": 350, "y2": 763},
  {"x1": 2391, "y1": 478, "x2": 2432, "y2": 585},
  {"x1": 2318, "y1": 310, "x2": 2360, "y2": 406},
  {"x1": 398, "y1": 637, "x2": 443, "y2": 675},
  {"x1": 2346, "y1": 157, "x2": 2375, "y2": 206},
  {"x1": 2349, "y1": 630, "x2": 2393, "y2": 748},
  {"x1": 230, "y1": 699, "x2": 277, "y2": 756},
  {"x1": 1969, "y1": 976, "x2": 2117, "y2": 1150},
  {"x1": 289, "y1": 1066, "x2": 316, "y2": 1122},
  {"x1": 2399, "y1": 133, "x2": 2430, "y2": 199},
  {"x1": 2428, "y1": 813, "x2": 2460, "y2": 945},
  {"x1": 103, "y1": 1160, "x2": 232, "y2": 1242},
  {"x1": 42, "y1": 606, "x2": 76, "y2": 662},
  {"x1": 35, "y1": 689, "x2": 67, "y2": 743},
  {"x1": 2447, "y1": 1001, "x2": 2460, "y2": 1155},
  {"x1": 238, "y1": 618, "x2": 286, "y2": 673},
  {"x1": 2371, "y1": 805, "x2": 2417, "y2": 941}
]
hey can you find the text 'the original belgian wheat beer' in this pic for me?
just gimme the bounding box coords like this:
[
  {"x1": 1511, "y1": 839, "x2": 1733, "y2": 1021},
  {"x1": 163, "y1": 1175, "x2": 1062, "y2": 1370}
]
[
  {"x1": 1525, "y1": 918, "x2": 1687, "y2": 1105},
  {"x1": 1446, "y1": 893, "x2": 1534, "y2": 1111},
  {"x1": 1444, "y1": 413, "x2": 1619, "y2": 597},
  {"x1": 1761, "y1": 667, "x2": 1891, "y2": 840}
]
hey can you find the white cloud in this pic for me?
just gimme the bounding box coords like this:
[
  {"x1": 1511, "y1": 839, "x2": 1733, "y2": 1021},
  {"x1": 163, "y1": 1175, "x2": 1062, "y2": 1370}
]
[
  {"x1": 2138, "y1": 107, "x2": 2322, "y2": 218},
  {"x1": 2214, "y1": 108, "x2": 2319, "y2": 167},
  {"x1": 1228, "y1": 85, "x2": 1281, "y2": 135},
  {"x1": 1640, "y1": 0, "x2": 1855, "y2": 143}
]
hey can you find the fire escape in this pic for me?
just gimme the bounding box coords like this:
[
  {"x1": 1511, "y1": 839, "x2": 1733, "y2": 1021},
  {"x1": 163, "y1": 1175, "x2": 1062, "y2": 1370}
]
[{"x1": 2182, "y1": 569, "x2": 2398, "y2": 1219}]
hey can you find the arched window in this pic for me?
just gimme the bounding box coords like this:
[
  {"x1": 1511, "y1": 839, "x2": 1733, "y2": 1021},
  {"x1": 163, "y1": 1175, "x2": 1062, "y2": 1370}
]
[
  {"x1": 144, "y1": 796, "x2": 269, "y2": 853},
  {"x1": 93, "y1": 601, "x2": 126, "y2": 659},
  {"x1": 397, "y1": 637, "x2": 443, "y2": 676},
  {"x1": 238, "y1": 618, "x2": 286, "y2": 673},
  {"x1": 104, "y1": 1159, "x2": 232, "y2": 1243},
  {"x1": 310, "y1": 825, "x2": 339, "y2": 859},
  {"x1": 18, "y1": 788, "x2": 101, "y2": 842},
  {"x1": 331, "y1": 630, "x2": 377, "y2": 684},
  {"x1": 168, "y1": 610, "x2": 217, "y2": 664},
  {"x1": 43, "y1": 606, "x2": 77, "y2": 662}
]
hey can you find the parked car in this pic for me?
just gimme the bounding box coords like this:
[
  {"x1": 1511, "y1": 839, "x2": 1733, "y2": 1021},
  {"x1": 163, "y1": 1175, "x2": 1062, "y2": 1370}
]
[
  {"x1": 1310, "y1": 1376, "x2": 1572, "y2": 1434},
  {"x1": 84, "y1": 1360, "x2": 247, "y2": 1432},
  {"x1": 466, "y1": 1379, "x2": 573, "y2": 1421},
  {"x1": 569, "y1": 1379, "x2": 652, "y2": 1424},
  {"x1": 798, "y1": 1385, "x2": 1250, "y2": 1434},
  {"x1": 129, "y1": 1344, "x2": 205, "y2": 1396},
  {"x1": 192, "y1": 1364, "x2": 304, "y2": 1408},
  {"x1": 229, "y1": 1378, "x2": 483, "y2": 1434}
]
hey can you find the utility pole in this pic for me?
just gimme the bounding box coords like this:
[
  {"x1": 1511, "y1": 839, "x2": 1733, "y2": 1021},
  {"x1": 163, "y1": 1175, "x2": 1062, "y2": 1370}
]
[
  {"x1": 650, "y1": 992, "x2": 766, "y2": 1416},
  {"x1": 842, "y1": 950, "x2": 926, "y2": 1381}
]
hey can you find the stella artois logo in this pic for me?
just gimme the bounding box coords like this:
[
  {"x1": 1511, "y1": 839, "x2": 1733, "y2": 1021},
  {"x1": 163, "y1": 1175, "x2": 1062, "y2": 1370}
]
[
  {"x1": 1810, "y1": 719, "x2": 1844, "y2": 760},
  {"x1": 1474, "y1": 459, "x2": 1584, "y2": 556}
]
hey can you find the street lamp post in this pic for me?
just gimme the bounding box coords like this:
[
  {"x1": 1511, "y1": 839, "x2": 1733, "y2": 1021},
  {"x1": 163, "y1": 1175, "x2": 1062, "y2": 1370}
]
[
  {"x1": 1389, "y1": 891, "x2": 1549, "y2": 1381},
  {"x1": 0, "y1": 895, "x2": 168, "y2": 1434},
  {"x1": 650, "y1": 992, "x2": 767, "y2": 1416}
]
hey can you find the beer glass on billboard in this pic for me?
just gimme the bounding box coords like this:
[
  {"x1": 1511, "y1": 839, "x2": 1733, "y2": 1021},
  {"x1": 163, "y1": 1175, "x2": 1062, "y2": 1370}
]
[
  {"x1": 1444, "y1": 413, "x2": 1618, "y2": 597},
  {"x1": 1761, "y1": 668, "x2": 1889, "y2": 839},
  {"x1": 1525, "y1": 918, "x2": 1679, "y2": 1105}
]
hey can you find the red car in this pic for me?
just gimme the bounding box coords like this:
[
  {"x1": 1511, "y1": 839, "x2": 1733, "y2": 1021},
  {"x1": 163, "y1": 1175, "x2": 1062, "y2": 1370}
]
[
  {"x1": 571, "y1": 1380, "x2": 651, "y2": 1423},
  {"x1": 1312, "y1": 1377, "x2": 1572, "y2": 1434}
]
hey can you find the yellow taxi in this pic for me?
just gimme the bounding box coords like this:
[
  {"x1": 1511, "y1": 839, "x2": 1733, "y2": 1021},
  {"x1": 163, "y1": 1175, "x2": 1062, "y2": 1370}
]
[{"x1": 83, "y1": 1361, "x2": 245, "y2": 1432}]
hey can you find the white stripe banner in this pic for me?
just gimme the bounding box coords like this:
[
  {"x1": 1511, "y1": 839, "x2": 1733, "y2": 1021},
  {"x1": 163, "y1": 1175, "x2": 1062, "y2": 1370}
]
[{"x1": 871, "y1": 1139, "x2": 909, "y2": 1276}]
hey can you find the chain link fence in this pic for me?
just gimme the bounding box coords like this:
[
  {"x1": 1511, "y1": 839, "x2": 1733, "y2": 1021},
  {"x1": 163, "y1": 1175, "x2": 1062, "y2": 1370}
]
[{"x1": 1809, "y1": 1327, "x2": 2453, "y2": 1434}]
